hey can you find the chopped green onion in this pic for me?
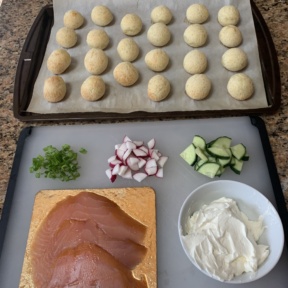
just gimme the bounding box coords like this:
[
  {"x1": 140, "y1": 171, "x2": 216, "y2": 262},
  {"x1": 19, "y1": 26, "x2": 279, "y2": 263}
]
[
  {"x1": 29, "y1": 144, "x2": 87, "y2": 181},
  {"x1": 79, "y1": 147, "x2": 87, "y2": 154}
]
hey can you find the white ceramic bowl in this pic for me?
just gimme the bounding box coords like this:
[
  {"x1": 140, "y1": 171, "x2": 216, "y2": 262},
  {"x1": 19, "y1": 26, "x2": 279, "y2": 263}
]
[{"x1": 178, "y1": 180, "x2": 284, "y2": 284}]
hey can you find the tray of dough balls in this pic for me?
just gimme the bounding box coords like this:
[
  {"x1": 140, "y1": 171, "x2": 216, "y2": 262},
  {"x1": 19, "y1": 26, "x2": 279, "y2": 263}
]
[{"x1": 14, "y1": 0, "x2": 280, "y2": 121}]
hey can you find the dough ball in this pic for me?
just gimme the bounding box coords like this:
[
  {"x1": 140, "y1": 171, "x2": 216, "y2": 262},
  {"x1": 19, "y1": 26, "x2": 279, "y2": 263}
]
[
  {"x1": 147, "y1": 23, "x2": 171, "y2": 47},
  {"x1": 222, "y1": 48, "x2": 248, "y2": 71},
  {"x1": 56, "y1": 27, "x2": 77, "y2": 48},
  {"x1": 81, "y1": 76, "x2": 105, "y2": 101},
  {"x1": 43, "y1": 76, "x2": 66, "y2": 103},
  {"x1": 148, "y1": 75, "x2": 170, "y2": 102},
  {"x1": 183, "y1": 24, "x2": 207, "y2": 47},
  {"x1": 227, "y1": 73, "x2": 254, "y2": 100},
  {"x1": 91, "y1": 5, "x2": 113, "y2": 26},
  {"x1": 219, "y1": 25, "x2": 242, "y2": 47},
  {"x1": 63, "y1": 10, "x2": 84, "y2": 29},
  {"x1": 218, "y1": 5, "x2": 240, "y2": 26},
  {"x1": 151, "y1": 5, "x2": 173, "y2": 24},
  {"x1": 145, "y1": 49, "x2": 169, "y2": 72},
  {"x1": 47, "y1": 48, "x2": 71, "y2": 74},
  {"x1": 186, "y1": 4, "x2": 209, "y2": 24},
  {"x1": 185, "y1": 74, "x2": 211, "y2": 100},
  {"x1": 113, "y1": 62, "x2": 139, "y2": 86},
  {"x1": 183, "y1": 49, "x2": 207, "y2": 74},
  {"x1": 121, "y1": 14, "x2": 142, "y2": 36},
  {"x1": 117, "y1": 38, "x2": 139, "y2": 62},
  {"x1": 87, "y1": 29, "x2": 109, "y2": 49},
  {"x1": 84, "y1": 48, "x2": 108, "y2": 75}
]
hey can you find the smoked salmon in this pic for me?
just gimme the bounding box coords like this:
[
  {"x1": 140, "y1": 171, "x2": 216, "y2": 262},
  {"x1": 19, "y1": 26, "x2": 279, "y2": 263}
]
[
  {"x1": 47, "y1": 243, "x2": 148, "y2": 288},
  {"x1": 52, "y1": 219, "x2": 147, "y2": 269},
  {"x1": 30, "y1": 192, "x2": 148, "y2": 287}
]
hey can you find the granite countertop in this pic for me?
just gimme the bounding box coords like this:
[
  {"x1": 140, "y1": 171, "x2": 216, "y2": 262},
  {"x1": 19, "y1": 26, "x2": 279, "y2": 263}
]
[{"x1": 0, "y1": 0, "x2": 288, "y2": 217}]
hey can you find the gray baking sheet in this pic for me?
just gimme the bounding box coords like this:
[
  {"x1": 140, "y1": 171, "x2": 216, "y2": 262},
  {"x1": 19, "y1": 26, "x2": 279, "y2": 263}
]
[
  {"x1": 0, "y1": 116, "x2": 287, "y2": 287},
  {"x1": 27, "y1": 0, "x2": 268, "y2": 114}
]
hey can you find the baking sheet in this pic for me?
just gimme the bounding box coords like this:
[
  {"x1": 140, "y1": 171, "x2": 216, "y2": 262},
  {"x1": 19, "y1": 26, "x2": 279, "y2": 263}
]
[
  {"x1": 0, "y1": 116, "x2": 287, "y2": 287},
  {"x1": 27, "y1": 0, "x2": 268, "y2": 114}
]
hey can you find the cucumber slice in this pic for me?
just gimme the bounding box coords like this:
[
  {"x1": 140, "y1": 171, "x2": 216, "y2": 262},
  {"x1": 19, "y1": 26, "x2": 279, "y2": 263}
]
[
  {"x1": 217, "y1": 156, "x2": 231, "y2": 167},
  {"x1": 230, "y1": 143, "x2": 246, "y2": 160},
  {"x1": 180, "y1": 144, "x2": 197, "y2": 166},
  {"x1": 208, "y1": 156, "x2": 217, "y2": 163},
  {"x1": 206, "y1": 146, "x2": 231, "y2": 159},
  {"x1": 192, "y1": 135, "x2": 206, "y2": 150},
  {"x1": 216, "y1": 165, "x2": 226, "y2": 177},
  {"x1": 242, "y1": 153, "x2": 250, "y2": 161},
  {"x1": 194, "y1": 159, "x2": 208, "y2": 170},
  {"x1": 230, "y1": 158, "x2": 244, "y2": 174},
  {"x1": 195, "y1": 147, "x2": 208, "y2": 161},
  {"x1": 207, "y1": 136, "x2": 232, "y2": 148},
  {"x1": 197, "y1": 162, "x2": 221, "y2": 178}
]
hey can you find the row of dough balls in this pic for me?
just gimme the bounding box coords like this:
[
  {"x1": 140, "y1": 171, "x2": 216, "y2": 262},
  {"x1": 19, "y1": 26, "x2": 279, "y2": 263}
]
[
  {"x1": 82, "y1": 7, "x2": 114, "y2": 101},
  {"x1": 184, "y1": 4, "x2": 209, "y2": 100},
  {"x1": 113, "y1": 12, "x2": 142, "y2": 88},
  {"x1": 145, "y1": 6, "x2": 173, "y2": 101},
  {"x1": 217, "y1": 7, "x2": 254, "y2": 101},
  {"x1": 44, "y1": 10, "x2": 84, "y2": 102},
  {"x1": 218, "y1": 5, "x2": 253, "y2": 101},
  {"x1": 44, "y1": 74, "x2": 105, "y2": 103},
  {"x1": 183, "y1": 48, "x2": 249, "y2": 76},
  {"x1": 223, "y1": 49, "x2": 254, "y2": 101},
  {"x1": 44, "y1": 64, "x2": 169, "y2": 104}
]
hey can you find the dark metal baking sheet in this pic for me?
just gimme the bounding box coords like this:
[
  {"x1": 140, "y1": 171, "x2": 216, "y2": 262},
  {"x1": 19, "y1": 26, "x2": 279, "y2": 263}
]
[
  {"x1": 0, "y1": 116, "x2": 287, "y2": 287},
  {"x1": 13, "y1": 1, "x2": 281, "y2": 122}
]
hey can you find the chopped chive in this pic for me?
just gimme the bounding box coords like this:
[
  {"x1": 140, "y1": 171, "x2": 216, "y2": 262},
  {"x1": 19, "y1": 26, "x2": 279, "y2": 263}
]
[{"x1": 29, "y1": 144, "x2": 87, "y2": 181}]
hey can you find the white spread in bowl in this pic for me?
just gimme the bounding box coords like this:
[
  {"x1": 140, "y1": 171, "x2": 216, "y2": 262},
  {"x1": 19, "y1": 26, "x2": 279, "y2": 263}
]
[{"x1": 182, "y1": 197, "x2": 269, "y2": 281}]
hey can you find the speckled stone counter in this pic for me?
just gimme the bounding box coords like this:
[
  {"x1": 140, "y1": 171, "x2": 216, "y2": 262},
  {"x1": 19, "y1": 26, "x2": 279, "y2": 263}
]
[{"x1": 0, "y1": 0, "x2": 288, "y2": 217}]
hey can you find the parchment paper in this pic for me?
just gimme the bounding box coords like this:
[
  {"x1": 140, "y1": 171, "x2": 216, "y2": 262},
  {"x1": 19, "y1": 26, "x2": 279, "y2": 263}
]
[{"x1": 27, "y1": 0, "x2": 268, "y2": 114}]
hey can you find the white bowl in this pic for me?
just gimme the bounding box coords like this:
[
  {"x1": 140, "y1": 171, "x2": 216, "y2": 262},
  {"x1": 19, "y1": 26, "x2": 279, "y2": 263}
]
[{"x1": 178, "y1": 180, "x2": 284, "y2": 284}]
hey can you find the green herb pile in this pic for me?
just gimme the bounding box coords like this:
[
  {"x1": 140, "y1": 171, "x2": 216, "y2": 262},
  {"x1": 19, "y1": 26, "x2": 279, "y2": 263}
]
[{"x1": 29, "y1": 144, "x2": 87, "y2": 181}]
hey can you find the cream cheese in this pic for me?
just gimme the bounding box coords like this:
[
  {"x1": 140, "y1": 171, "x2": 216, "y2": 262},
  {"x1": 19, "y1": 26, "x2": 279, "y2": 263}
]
[{"x1": 182, "y1": 197, "x2": 269, "y2": 281}]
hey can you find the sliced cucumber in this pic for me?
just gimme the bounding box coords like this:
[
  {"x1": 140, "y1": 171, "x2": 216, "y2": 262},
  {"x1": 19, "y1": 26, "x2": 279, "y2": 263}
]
[
  {"x1": 230, "y1": 158, "x2": 244, "y2": 174},
  {"x1": 207, "y1": 136, "x2": 232, "y2": 148},
  {"x1": 197, "y1": 162, "x2": 221, "y2": 178},
  {"x1": 206, "y1": 146, "x2": 231, "y2": 159},
  {"x1": 242, "y1": 153, "x2": 250, "y2": 161},
  {"x1": 207, "y1": 156, "x2": 217, "y2": 163},
  {"x1": 194, "y1": 159, "x2": 208, "y2": 170},
  {"x1": 180, "y1": 144, "x2": 197, "y2": 166},
  {"x1": 216, "y1": 165, "x2": 226, "y2": 177},
  {"x1": 217, "y1": 156, "x2": 232, "y2": 168},
  {"x1": 195, "y1": 147, "x2": 208, "y2": 161},
  {"x1": 180, "y1": 135, "x2": 249, "y2": 179},
  {"x1": 230, "y1": 143, "x2": 246, "y2": 160},
  {"x1": 192, "y1": 135, "x2": 206, "y2": 150}
]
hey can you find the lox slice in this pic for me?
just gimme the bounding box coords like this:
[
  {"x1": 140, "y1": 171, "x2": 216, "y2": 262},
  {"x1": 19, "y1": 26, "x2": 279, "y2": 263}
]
[
  {"x1": 47, "y1": 243, "x2": 148, "y2": 288},
  {"x1": 52, "y1": 219, "x2": 147, "y2": 269}
]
